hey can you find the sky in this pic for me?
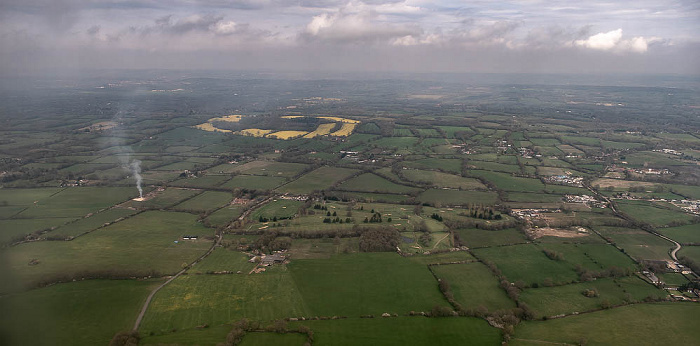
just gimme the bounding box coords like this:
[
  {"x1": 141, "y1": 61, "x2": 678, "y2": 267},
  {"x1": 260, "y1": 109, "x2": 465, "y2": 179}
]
[{"x1": 0, "y1": 0, "x2": 699, "y2": 75}]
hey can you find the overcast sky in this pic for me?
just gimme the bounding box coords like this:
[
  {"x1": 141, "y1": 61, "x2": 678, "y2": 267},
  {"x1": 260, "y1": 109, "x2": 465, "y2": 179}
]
[{"x1": 1, "y1": 0, "x2": 698, "y2": 75}]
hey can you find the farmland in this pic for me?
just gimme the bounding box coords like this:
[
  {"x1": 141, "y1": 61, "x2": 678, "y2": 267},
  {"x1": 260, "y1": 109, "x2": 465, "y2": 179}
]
[{"x1": 1, "y1": 73, "x2": 699, "y2": 345}]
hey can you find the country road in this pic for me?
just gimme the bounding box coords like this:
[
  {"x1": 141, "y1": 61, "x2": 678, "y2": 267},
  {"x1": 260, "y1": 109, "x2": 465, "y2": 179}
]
[{"x1": 584, "y1": 183, "x2": 688, "y2": 270}]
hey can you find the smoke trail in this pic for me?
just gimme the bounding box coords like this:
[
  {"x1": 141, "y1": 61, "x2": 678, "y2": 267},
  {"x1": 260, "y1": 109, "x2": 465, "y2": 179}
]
[{"x1": 130, "y1": 160, "x2": 143, "y2": 198}]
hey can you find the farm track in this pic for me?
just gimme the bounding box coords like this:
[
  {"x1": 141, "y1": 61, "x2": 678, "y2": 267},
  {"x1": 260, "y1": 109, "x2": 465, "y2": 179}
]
[{"x1": 133, "y1": 194, "x2": 276, "y2": 331}]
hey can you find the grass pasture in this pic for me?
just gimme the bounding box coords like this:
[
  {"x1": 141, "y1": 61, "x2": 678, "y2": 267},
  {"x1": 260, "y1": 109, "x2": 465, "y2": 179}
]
[
  {"x1": 123, "y1": 188, "x2": 202, "y2": 209},
  {"x1": 2, "y1": 211, "x2": 212, "y2": 292},
  {"x1": 15, "y1": 187, "x2": 137, "y2": 218},
  {"x1": 139, "y1": 266, "x2": 310, "y2": 334},
  {"x1": 229, "y1": 161, "x2": 309, "y2": 178},
  {"x1": 336, "y1": 173, "x2": 419, "y2": 194},
  {"x1": 277, "y1": 166, "x2": 357, "y2": 195},
  {"x1": 431, "y1": 262, "x2": 516, "y2": 311},
  {"x1": 288, "y1": 253, "x2": 449, "y2": 317},
  {"x1": 402, "y1": 158, "x2": 463, "y2": 174},
  {"x1": 418, "y1": 189, "x2": 498, "y2": 206},
  {"x1": 519, "y1": 276, "x2": 667, "y2": 319},
  {"x1": 221, "y1": 175, "x2": 287, "y2": 190},
  {"x1": 595, "y1": 226, "x2": 674, "y2": 261},
  {"x1": 0, "y1": 279, "x2": 160, "y2": 346},
  {"x1": 454, "y1": 228, "x2": 527, "y2": 248},
  {"x1": 468, "y1": 170, "x2": 545, "y2": 192},
  {"x1": 49, "y1": 208, "x2": 138, "y2": 238},
  {"x1": 204, "y1": 205, "x2": 245, "y2": 228},
  {"x1": 0, "y1": 217, "x2": 77, "y2": 244},
  {"x1": 512, "y1": 302, "x2": 699, "y2": 346},
  {"x1": 169, "y1": 175, "x2": 230, "y2": 189},
  {"x1": 472, "y1": 244, "x2": 578, "y2": 286},
  {"x1": 401, "y1": 169, "x2": 486, "y2": 190},
  {"x1": 172, "y1": 191, "x2": 232, "y2": 212},
  {"x1": 289, "y1": 316, "x2": 500, "y2": 346},
  {"x1": 251, "y1": 199, "x2": 304, "y2": 221},
  {"x1": 616, "y1": 200, "x2": 694, "y2": 227}
]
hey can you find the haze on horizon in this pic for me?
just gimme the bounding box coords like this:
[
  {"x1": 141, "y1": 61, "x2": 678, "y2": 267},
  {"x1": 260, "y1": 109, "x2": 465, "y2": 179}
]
[{"x1": 0, "y1": 0, "x2": 699, "y2": 76}]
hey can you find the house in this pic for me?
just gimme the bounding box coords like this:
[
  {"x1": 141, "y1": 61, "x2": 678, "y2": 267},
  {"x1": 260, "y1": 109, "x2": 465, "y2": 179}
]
[{"x1": 182, "y1": 235, "x2": 199, "y2": 240}]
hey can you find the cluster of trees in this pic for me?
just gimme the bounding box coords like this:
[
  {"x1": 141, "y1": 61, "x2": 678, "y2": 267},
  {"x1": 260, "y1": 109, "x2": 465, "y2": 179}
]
[
  {"x1": 359, "y1": 227, "x2": 400, "y2": 252},
  {"x1": 109, "y1": 331, "x2": 140, "y2": 346},
  {"x1": 313, "y1": 204, "x2": 328, "y2": 211},
  {"x1": 258, "y1": 215, "x2": 291, "y2": 223},
  {"x1": 430, "y1": 213, "x2": 443, "y2": 222},
  {"x1": 363, "y1": 211, "x2": 389, "y2": 223},
  {"x1": 322, "y1": 217, "x2": 352, "y2": 224},
  {"x1": 444, "y1": 218, "x2": 517, "y2": 231},
  {"x1": 250, "y1": 231, "x2": 291, "y2": 252},
  {"x1": 466, "y1": 206, "x2": 502, "y2": 220},
  {"x1": 542, "y1": 249, "x2": 565, "y2": 261},
  {"x1": 575, "y1": 264, "x2": 632, "y2": 282}
]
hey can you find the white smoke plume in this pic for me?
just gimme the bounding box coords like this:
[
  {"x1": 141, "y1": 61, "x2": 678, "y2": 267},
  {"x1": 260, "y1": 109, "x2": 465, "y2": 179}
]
[{"x1": 130, "y1": 160, "x2": 143, "y2": 198}]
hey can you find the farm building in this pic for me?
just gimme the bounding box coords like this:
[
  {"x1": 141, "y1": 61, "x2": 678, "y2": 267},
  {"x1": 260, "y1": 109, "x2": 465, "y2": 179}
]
[{"x1": 261, "y1": 253, "x2": 286, "y2": 266}]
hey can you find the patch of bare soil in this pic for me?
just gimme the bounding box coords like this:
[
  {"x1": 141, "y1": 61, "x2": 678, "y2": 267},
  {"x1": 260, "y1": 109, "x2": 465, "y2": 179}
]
[{"x1": 528, "y1": 226, "x2": 589, "y2": 239}]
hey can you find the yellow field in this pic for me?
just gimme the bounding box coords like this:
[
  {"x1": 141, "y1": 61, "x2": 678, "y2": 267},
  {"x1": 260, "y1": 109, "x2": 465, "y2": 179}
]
[
  {"x1": 239, "y1": 128, "x2": 273, "y2": 137},
  {"x1": 330, "y1": 123, "x2": 357, "y2": 137},
  {"x1": 209, "y1": 114, "x2": 242, "y2": 122},
  {"x1": 267, "y1": 131, "x2": 308, "y2": 139},
  {"x1": 194, "y1": 123, "x2": 232, "y2": 133},
  {"x1": 317, "y1": 116, "x2": 360, "y2": 124},
  {"x1": 281, "y1": 115, "x2": 304, "y2": 119},
  {"x1": 304, "y1": 123, "x2": 336, "y2": 138}
]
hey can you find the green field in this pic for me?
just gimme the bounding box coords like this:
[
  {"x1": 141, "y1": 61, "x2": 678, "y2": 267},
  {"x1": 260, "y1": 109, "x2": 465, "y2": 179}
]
[
  {"x1": 251, "y1": 199, "x2": 304, "y2": 221},
  {"x1": 232, "y1": 161, "x2": 308, "y2": 178},
  {"x1": 289, "y1": 316, "x2": 501, "y2": 345},
  {"x1": 401, "y1": 169, "x2": 486, "y2": 190},
  {"x1": 472, "y1": 244, "x2": 579, "y2": 286},
  {"x1": 2, "y1": 211, "x2": 212, "y2": 292},
  {"x1": 337, "y1": 173, "x2": 420, "y2": 194},
  {"x1": 512, "y1": 302, "x2": 700, "y2": 345},
  {"x1": 172, "y1": 191, "x2": 233, "y2": 212},
  {"x1": 616, "y1": 200, "x2": 694, "y2": 227},
  {"x1": 519, "y1": 276, "x2": 666, "y2": 318},
  {"x1": 277, "y1": 166, "x2": 358, "y2": 194},
  {"x1": 139, "y1": 266, "x2": 310, "y2": 334},
  {"x1": 595, "y1": 226, "x2": 674, "y2": 261},
  {"x1": 288, "y1": 253, "x2": 450, "y2": 317},
  {"x1": 0, "y1": 279, "x2": 160, "y2": 346},
  {"x1": 468, "y1": 170, "x2": 545, "y2": 192},
  {"x1": 0, "y1": 217, "x2": 77, "y2": 244},
  {"x1": 221, "y1": 175, "x2": 287, "y2": 190},
  {"x1": 403, "y1": 158, "x2": 463, "y2": 174},
  {"x1": 15, "y1": 187, "x2": 137, "y2": 218},
  {"x1": 455, "y1": 228, "x2": 527, "y2": 248},
  {"x1": 48, "y1": 208, "x2": 138, "y2": 238},
  {"x1": 418, "y1": 189, "x2": 498, "y2": 206},
  {"x1": 204, "y1": 205, "x2": 245, "y2": 227},
  {"x1": 170, "y1": 175, "x2": 230, "y2": 188},
  {"x1": 431, "y1": 262, "x2": 516, "y2": 311},
  {"x1": 124, "y1": 188, "x2": 202, "y2": 209}
]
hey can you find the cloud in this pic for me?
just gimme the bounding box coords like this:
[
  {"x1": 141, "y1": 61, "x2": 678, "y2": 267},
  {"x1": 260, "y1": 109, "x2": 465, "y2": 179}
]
[
  {"x1": 302, "y1": 5, "x2": 423, "y2": 44},
  {"x1": 574, "y1": 28, "x2": 660, "y2": 53}
]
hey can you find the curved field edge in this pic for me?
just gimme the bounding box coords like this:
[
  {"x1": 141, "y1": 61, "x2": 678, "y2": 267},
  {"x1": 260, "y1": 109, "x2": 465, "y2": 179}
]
[{"x1": 512, "y1": 302, "x2": 700, "y2": 345}]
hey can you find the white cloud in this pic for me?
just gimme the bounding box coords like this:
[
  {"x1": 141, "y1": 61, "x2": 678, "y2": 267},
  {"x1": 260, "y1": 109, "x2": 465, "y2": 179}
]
[
  {"x1": 575, "y1": 28, "x2": 623, "y2": 50},
  {"x1": 574, "y1": 28, "x2": 659, "y2": 53},
  {"x1": 303, "y1": 5, "x2": 422, "y2": 43}
]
